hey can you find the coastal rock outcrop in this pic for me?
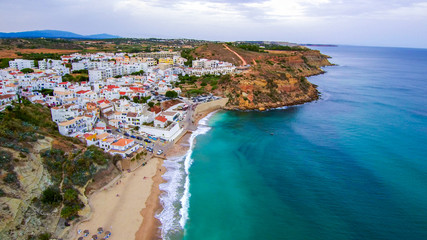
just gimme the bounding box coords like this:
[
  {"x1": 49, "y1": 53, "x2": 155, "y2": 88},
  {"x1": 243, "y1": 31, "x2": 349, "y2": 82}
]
[{"x1": 190, "y1": 43, "x2": 332, "y2": 110}]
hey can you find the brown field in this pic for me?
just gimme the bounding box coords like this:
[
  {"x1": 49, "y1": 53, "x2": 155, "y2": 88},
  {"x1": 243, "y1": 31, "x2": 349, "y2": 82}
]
[
  {"x1": 265, "y1": 50, "x2": 295, "y2": 55},
  {"x1": 0, "y1": 48, "x2": 79, "y2": 58}
]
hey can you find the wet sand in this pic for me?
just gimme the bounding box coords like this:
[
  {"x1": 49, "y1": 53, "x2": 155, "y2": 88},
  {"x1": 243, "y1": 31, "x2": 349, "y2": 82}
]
[{"x1": 135, "y1": 132, "x2": 192, "y2": 240}]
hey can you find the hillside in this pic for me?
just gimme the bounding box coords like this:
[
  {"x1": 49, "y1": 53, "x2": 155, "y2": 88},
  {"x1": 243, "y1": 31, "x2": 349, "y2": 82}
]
[
  {"x1": 185, "y1": 43, "x2": 332, "y2": 110},
  {"x1": 0, "y1": 101, "x2": 120, "y2": 239}
]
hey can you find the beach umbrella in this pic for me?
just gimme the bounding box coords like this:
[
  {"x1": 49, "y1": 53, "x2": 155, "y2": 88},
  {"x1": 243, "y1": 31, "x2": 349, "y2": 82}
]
[
  {"x1": 83, "y1": 230, "x2": 89, "y2": 236},
  {"x1": 92, "y1": 235, "x2": 98, "y2": 240},
  {"x1": 97, "y1": 227, "x2": 104, "y2": 234}
]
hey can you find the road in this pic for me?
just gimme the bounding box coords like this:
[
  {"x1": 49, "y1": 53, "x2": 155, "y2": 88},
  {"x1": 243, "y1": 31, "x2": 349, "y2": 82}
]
[{"x1": 223, "y1": 43, "x2": 247, "y2": 66}]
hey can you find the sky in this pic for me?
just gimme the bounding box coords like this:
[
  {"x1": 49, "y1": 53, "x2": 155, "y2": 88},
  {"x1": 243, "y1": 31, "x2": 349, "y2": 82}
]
[{"x1": 1, "y1": 0, "x2": 427, "y2": 48}]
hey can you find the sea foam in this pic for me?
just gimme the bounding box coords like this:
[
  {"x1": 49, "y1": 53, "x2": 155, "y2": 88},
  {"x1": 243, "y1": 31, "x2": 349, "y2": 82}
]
[{"x1": 157, "y1": 111, "x2": 216, "y2": 239}]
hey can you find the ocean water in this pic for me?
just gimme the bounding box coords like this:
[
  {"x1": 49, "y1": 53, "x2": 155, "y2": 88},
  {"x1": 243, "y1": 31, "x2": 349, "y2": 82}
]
[{"x1": 158, "y1": 45, "x2": 427, "y2": 240}]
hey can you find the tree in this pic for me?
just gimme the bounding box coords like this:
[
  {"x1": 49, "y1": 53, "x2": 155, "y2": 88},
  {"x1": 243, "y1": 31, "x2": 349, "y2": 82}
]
[
  {"x1": 41, "y1": 187, "x2": 63, "y2": 205},
  {"x1": 64, "y1": 188, "x2": 78, "y2": 202},
  {"x1": 38, "y1": 233, "x2": 51, "y2": 240},
  {"x1": 21, "y1": 68, "x2": 34, "y2": 74},
  {"x1": 148, "y1": 101, "x2": 154, "y2": 108},
  {"x1": 61, "y1": 205, "x2": 80, "y2": 219},
  {"x1": 130, "y1": 70, "x2": 144, "y2": 76},
  {"x1": 165, "y1": 90, "x2": 178, "y2": 99},
  {"x1": 62, "y1": 74, "x2": 75, "y2": 82},
  {"x1": 3, "y1": 172, "x2": 17, "y2": 183},
  {"x1": 120, "y1": 95, "x2": 130, "y2": 100},
  {"x1": 133, "y1": 96, "x2": 140, "y2": 103}
]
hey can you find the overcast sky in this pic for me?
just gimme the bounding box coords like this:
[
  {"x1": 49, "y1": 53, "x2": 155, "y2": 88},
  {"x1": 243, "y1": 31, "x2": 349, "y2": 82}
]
[{"x1": 1, "y1": 0, "x2": 427, "y2": 48}]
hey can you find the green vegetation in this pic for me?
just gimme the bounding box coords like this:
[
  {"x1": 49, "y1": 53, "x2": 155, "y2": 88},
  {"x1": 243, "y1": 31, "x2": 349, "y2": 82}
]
[
  {"x1": 165, "y1": 90, "x2": 178, "y2": 98},
  {"x1": 133, "y1": 96, "x2": 151, "y2": 104},
  {"x1": 0, "y1": 150, "x2": 18, "y2": 189},
  {"x1": 178, "y1": 74, "x2": 199, "y2": 84},
  {"x1": 0, "y1": 38, "x2": 83, "y2": 50},
  {"x1": 0, "y1": 58, "x2": 12, "y2": 68},
  {"x1": 233, "y1": 43, "x2": 309, "y2": 53},
  {"x1": 236, "y1": 44, "x2": 262, "y2": 52},
  {"x1": 3, "y1": 172, "x2": 18, "y2": 184},
  {"x1": 37, "y1": 233, "x2": 51, "y2": 240},
  {"x1": 263, "y1": 44, "x2": 309, "y2": 51},
  {"x1": 130, "y1": 70, "x2": 145, "y2": 76},
  {"x1": 0, "y1": 188, "x2": 5, "y2": 197},
  {"x1": 62, "y1": 73, "x2": 89, "y2": 82},
  {"x1": 148, "y1": 101, "x2": 154, "y2": 108},
  {"x1": 0, "y1": 102, "x2": 120, "y2": 220},
  {"x1": 35, "y1": 89, "x2": 54, "y2": 96},
  {"x1": 181, "y1": 49, "x2": 194, "y2": 66},
  {"x1": 21, "y1": 68, "x2": 34, "y2": 74},
  {"x1": 0, "y1": 102, "x2": 57, "y2": 151},
  {"x1": 186, "y1": 88, "x2": 205, "y2": 96},
  {"x1": 71, "y1": 69, "x2": 88, "y2": 74},
  {"x1": 120, "y1": 95, "x2": 130, "y2": 100},
  {"x1": 178, "y1": 74, "x2": 230, "y2": 96},
  {"x1": 15, "y1": 52, "x2": 62, "y2": 61},
  {"x1": 41, "y1": 145, "x2": 119, "y2": 219},
  {"x1": 41, "y1": 187, "x2": 62, "y2": 206}
]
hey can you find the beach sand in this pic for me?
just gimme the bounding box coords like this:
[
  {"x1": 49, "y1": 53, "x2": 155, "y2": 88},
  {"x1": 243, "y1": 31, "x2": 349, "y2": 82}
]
[
  {"x1": 70, "y1": 158, "x2": 160, "y2": 240},
  {"x1": 70, "y1": 110, "x2": 217, "y2": 240},
  {"x1": 135, "y1": 132, "x2": 192, "y2": 240}
]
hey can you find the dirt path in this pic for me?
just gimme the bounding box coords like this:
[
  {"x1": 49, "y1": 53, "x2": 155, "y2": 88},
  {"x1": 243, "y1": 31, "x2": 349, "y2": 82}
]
[{"x1": 223, "y1": 44, "x2": 247, "y2": 66}]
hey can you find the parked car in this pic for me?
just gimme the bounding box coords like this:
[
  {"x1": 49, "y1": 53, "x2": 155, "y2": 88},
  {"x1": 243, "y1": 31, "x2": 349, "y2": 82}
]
[
  {"x1": 131, "y1": 135, "x2": 136, "y2": 139},
  {"x1": 156, "y1": 150, "x2": 164, "y2": 155},
  {"x1": 137, "y1": 136, "x2": 143, "y2": 140},
  {"x1": 124, "y1": 132, "x2": 130, "y2": 137},
  {"x1": 116, "y1": 129, "x2": 121, "y2": 133},
  {"x1": 146, "y1": 147, "x2": 153, "y2": 152},
  {"x1": 144, "y1": 139, "x2": 152, "y2": 143},
  {"x1": 148, "y1": 136, "x2": 157, "y2": 141}
]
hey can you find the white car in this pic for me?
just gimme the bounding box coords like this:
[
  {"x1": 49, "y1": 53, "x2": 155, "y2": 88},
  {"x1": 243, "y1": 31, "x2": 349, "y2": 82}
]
[{"x1": 156, "y1": 150, "x2": 164, "y2": 155}]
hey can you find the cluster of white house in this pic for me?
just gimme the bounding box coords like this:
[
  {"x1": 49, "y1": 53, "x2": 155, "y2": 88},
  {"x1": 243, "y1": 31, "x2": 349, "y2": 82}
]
[{"x1": 0, "y1": 51, "x2": 235, "y2": 158}]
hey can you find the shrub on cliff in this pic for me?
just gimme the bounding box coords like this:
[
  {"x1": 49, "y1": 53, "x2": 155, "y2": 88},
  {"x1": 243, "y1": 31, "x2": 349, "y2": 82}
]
[
  {"x1": 41, "y1": 187, "x2": 62, "y2": 206},
  {"x1": 3, "y1": 172, "x2": 18, "y2": 184},
  {"x1": 60, "y1": 204, "x2": 80, "y2": 219}
]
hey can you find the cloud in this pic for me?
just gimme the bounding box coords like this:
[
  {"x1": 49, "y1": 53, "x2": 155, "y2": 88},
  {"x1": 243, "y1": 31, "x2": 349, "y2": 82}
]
[{"x1": 0, "y1": 0, "x2": 427, "y2": 48}]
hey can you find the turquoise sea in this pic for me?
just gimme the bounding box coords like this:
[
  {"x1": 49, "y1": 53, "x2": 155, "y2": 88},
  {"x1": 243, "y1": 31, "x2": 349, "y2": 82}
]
[{"x1": 158, "y1": 46, "x2": 427, "y2": 240}]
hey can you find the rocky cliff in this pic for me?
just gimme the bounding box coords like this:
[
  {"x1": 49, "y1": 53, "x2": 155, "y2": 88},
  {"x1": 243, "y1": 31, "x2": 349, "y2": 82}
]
[
  {"x1": 0, "y1": 102, "x2": 120, "y2": 239},
  {"x1": 189, "y1": 43, "x2": 333, "y2": 110}
]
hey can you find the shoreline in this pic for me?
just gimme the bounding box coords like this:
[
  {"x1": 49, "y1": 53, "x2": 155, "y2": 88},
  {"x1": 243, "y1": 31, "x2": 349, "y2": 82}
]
[
  {"x1": 68, "y1": 108, "x2": 219, "y2": 240},
  {"x1": 136, "y1": 108, "x2": 219, "y2": 240}
]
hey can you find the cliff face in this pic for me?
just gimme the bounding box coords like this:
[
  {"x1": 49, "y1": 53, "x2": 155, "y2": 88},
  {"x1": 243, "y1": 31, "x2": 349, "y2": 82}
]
[
  {"x1": 0, "y1": 103, "x2": 120, "y2": 239},
  {"x1": 0, "y1": 138, "x2": 57, "y2": 239},
  {"x1": 191, "y1": 44, "x2": 333, "y2": 110}
]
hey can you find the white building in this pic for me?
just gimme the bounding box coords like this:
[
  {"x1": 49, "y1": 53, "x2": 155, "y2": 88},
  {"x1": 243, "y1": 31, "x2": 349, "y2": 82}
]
[
  {"x1": 108, "y1": 138, "x2": 139, "y2": 158},
  {"x1": 51, "y1": 104, "x2": 80, "y2": 123},
  {"x1": 57, "y1": 116, "x2": 87, "y2": 136},
  {"x1": 38, "y1": 59, "x2": 63, "y2": 70},
  {"x1": 9, "y1": 59, "x2": 35, "y2": 70}
]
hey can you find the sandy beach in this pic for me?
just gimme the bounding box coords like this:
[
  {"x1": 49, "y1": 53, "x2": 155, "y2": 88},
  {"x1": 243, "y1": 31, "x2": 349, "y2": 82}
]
[
  {"x1": 69, "y1": 109, "x2": 217, "y2": 240},
  {"x1": 70, "y1": 158, "x2": 160, "y2": 240},
  {"x1": 135, "y1": 131, "x2": 193, "y2": 240}
]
